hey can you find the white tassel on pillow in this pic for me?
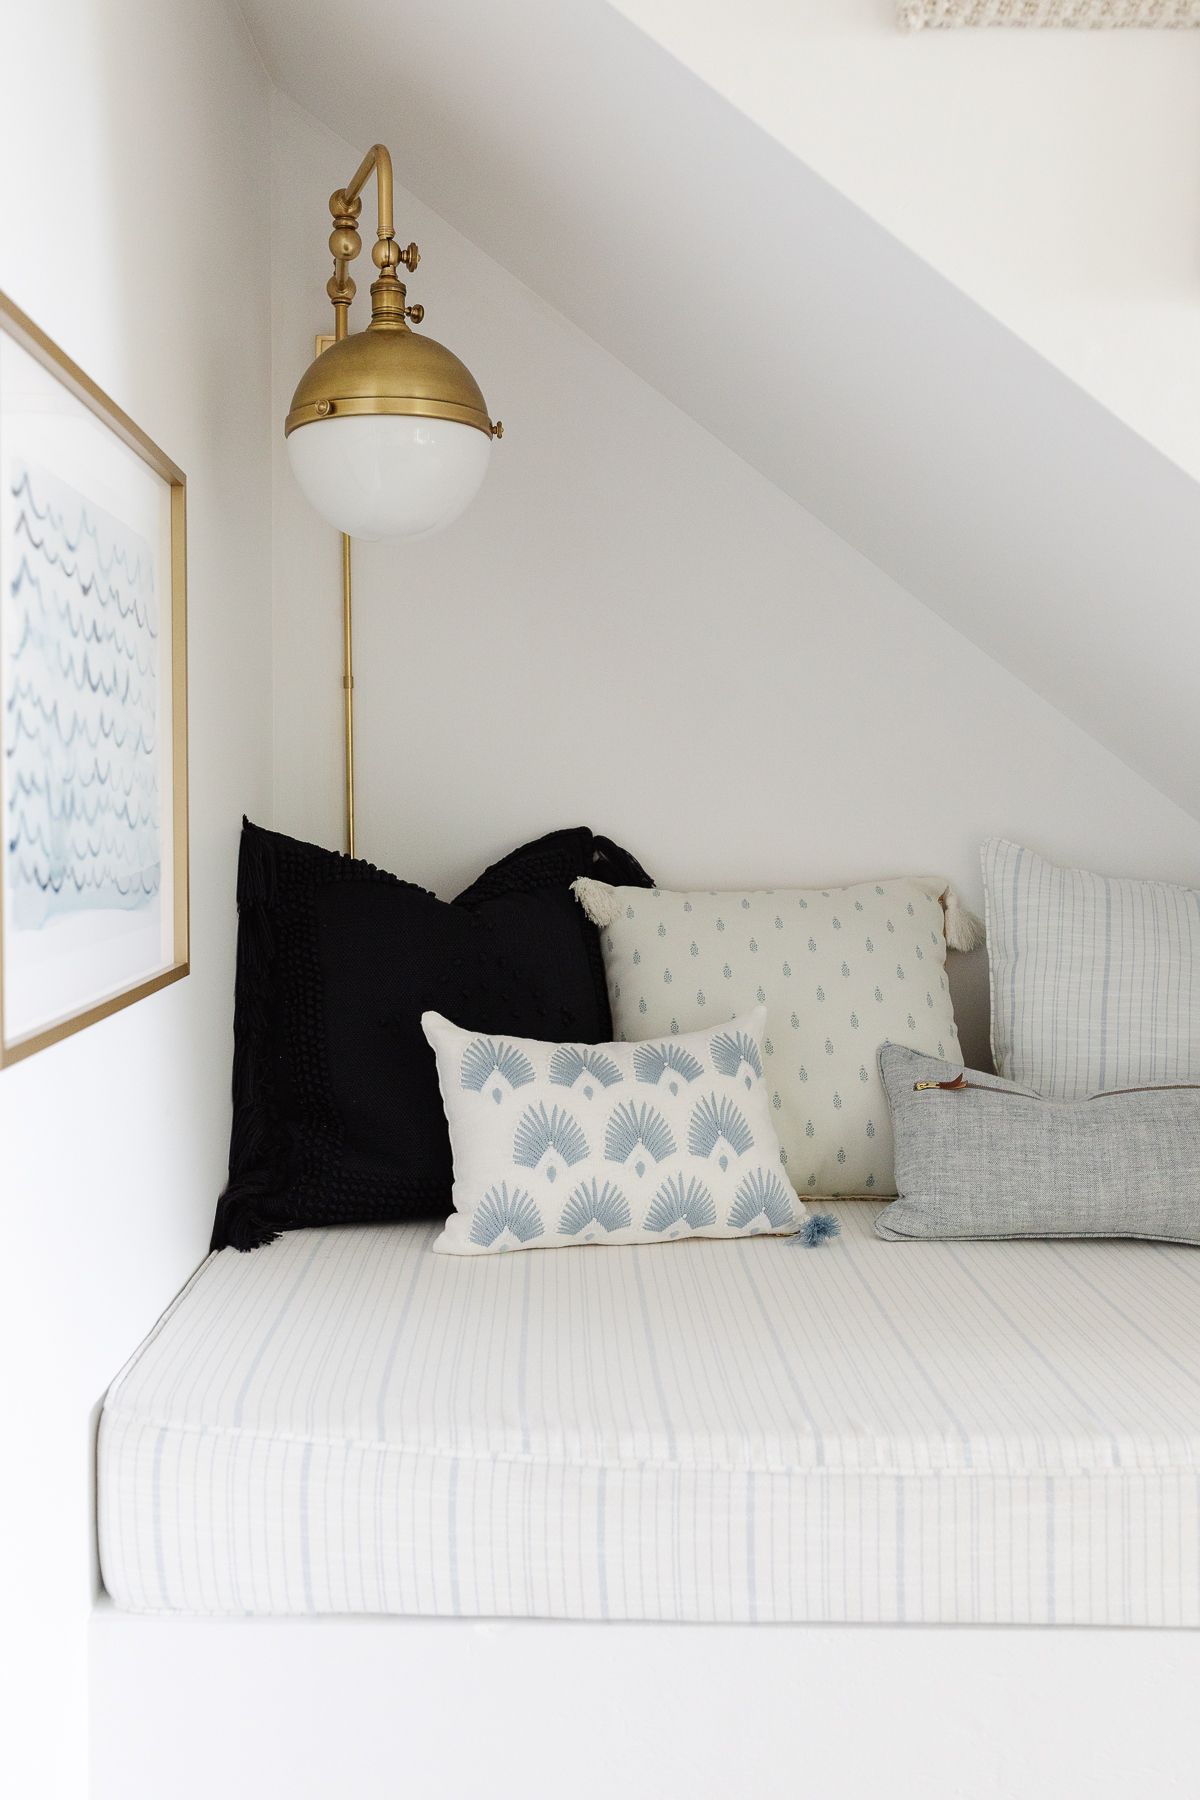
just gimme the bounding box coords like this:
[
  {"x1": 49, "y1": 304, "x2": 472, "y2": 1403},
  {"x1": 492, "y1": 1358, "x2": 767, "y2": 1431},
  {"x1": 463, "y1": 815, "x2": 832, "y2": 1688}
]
[
  {"x1": 939, "y1": 884, "x2": 986, "y2": 953},
  {"x1": 571, "y1": 877, "x2": 622, "y2": 929}
]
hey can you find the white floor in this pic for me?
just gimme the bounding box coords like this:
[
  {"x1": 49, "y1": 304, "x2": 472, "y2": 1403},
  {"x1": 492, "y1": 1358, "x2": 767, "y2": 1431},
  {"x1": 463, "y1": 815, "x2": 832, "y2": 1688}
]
[{"x1": 90, "y1": 1601, "x2": 1199, "y2": 1799}]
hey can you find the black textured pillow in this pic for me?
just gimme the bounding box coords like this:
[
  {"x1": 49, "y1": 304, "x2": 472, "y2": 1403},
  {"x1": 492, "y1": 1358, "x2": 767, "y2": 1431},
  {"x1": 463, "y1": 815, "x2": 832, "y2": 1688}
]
[{"x1": 212, "y1": 821, "x2": 654, "y2": 1250}]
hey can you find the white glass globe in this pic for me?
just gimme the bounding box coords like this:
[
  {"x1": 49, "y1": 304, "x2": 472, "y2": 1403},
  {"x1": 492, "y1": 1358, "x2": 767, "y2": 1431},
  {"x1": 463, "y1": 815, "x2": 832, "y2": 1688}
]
[{"x1": 287, "y1": 413, "x2": 492, "y2": 541}]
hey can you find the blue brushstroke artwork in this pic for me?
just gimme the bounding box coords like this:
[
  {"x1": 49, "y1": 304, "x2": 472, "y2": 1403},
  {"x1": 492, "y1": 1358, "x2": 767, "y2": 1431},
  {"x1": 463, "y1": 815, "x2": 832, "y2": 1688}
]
[{"x1": 5, "y1": 462, "x2": 160, "y2": 930}]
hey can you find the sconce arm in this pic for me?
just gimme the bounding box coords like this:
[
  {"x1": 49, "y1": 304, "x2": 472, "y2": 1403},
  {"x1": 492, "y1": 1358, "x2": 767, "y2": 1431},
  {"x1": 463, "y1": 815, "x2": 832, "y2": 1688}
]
[{"x1": 324, "y1": 144, "x2": 421, "y2": 341}]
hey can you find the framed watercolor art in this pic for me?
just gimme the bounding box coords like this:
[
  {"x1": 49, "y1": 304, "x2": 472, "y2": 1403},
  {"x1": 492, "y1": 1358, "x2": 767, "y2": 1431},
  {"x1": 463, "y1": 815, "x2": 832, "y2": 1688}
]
[{"x1": 0, "y1": 291, "x2": 188, "y2": 1067}]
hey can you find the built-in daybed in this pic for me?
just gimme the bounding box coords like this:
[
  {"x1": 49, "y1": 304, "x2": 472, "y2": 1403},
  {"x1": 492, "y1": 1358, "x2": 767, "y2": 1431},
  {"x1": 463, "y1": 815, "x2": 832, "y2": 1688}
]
[{"x1": 91, "y1": 1201, "x2": 1200, "y2": 1799}]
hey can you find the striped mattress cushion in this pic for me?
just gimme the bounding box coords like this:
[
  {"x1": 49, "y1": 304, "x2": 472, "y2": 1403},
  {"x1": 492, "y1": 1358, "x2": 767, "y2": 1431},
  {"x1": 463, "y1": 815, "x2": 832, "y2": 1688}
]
[{"x1": 98, "y1": 1202, "x2": 1200, "y2": 1625}]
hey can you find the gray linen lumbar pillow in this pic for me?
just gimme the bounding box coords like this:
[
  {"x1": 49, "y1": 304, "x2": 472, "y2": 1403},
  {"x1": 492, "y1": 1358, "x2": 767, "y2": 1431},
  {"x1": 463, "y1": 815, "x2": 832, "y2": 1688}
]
[{"x1": 877, "y1": 1042, "x2": 1200, "y2": 1246}]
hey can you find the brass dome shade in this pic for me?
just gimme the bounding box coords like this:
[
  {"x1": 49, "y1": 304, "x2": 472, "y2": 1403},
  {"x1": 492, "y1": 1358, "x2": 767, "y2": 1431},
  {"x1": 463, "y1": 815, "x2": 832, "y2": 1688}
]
[{"x1": 285, "y1": 303, "x2": 498, "y2": 440}]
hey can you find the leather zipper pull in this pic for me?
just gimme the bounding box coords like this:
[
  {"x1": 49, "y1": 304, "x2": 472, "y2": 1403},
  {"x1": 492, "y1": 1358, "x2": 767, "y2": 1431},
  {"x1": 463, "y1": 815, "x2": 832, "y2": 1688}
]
[{"x1": 913, "y1": 1073, "x2": 968, "y2": 1092}]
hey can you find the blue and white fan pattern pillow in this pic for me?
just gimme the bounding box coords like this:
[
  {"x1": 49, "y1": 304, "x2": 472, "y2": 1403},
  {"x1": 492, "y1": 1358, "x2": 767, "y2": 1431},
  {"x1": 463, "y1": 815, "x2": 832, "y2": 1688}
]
[{"x1": 423, "y1": 1007, "x2": 804, "y2": 1255}]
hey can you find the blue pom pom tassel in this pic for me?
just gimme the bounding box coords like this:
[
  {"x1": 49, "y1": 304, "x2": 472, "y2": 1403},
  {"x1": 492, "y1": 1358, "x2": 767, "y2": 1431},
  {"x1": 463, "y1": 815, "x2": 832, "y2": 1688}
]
[{"x1": 796, "y1": 1212, "x2": 840, "y2": 1247}]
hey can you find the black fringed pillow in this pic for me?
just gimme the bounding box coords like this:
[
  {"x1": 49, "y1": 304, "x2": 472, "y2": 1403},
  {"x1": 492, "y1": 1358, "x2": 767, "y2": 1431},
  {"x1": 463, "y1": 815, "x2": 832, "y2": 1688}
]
[{"x1": 212, "y1": 822, "x2": 654, "y2": 1250}]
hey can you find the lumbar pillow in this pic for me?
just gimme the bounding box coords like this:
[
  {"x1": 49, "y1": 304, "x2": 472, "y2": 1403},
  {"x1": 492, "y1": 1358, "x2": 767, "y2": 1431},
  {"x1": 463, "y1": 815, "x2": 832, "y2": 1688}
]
[
  {"x1": 424, "y1": 1007, "x2": 815, "y2": 1254},
  {"x1": 877, "y1": 1041, "x2": 1200, "y2": 1246},
  {"x1": 982, "y1": 838, "x2": 1200, "y2": 1099},
  {"x1": 573, "y1": 876, "x2": 980, "y2": 1197},
  {"x1": 211, "y1": 821, "x2": 654, "y2": 1251}
]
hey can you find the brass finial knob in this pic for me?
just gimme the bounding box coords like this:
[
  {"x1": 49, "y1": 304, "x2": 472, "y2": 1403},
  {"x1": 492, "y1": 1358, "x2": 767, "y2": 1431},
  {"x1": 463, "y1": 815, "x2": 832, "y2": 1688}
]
[
  {"x1": 405, "y1": 304, "x2": 425, "y2": 324},
  {"x1": 491, "y1": 420, "x2": 504, "y2": 440}
]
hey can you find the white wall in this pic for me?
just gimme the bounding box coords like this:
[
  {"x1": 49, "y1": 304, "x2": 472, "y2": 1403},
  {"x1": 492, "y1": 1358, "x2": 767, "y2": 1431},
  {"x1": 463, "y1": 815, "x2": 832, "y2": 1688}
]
[
  {"x1": 271, "y1": 94, "x2": 1200, "y2": 1077},
  {"x1": 611, "y1": 0, "x2": 1200, "y2": 482},
  {"x1": 0, "y1": 4, "x2": 273, "y2": 1794}
]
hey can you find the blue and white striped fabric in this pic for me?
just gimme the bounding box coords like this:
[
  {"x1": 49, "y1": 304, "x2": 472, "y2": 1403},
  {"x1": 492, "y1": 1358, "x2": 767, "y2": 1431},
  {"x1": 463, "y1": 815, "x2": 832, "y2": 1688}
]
[
  {"x1": 98, "y1": 1203, "x2": 1200, "y2": 1625},
  {"x1": 983, "y1": 837, "x2": 1200, "y2": 1098}
]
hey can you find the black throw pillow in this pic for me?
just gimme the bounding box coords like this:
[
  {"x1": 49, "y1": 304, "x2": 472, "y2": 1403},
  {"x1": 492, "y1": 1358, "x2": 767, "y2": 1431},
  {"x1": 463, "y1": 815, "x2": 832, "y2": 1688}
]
[{"x1": 211, "y1": 821, "x2": 653, "y2": 1250}]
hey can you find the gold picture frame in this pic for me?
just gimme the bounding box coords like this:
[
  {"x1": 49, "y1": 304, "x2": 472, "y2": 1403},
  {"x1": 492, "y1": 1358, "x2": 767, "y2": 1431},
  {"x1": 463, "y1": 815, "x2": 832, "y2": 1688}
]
[{"x1": 0, "y1": 290, "x2": 188, "y2": 1067}]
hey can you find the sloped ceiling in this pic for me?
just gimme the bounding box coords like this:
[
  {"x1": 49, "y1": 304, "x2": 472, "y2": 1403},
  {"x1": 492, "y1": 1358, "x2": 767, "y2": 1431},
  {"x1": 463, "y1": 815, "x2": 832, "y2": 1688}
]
[{"x1": 242, "y1": 0, "x2": 1200, "y2": 820}]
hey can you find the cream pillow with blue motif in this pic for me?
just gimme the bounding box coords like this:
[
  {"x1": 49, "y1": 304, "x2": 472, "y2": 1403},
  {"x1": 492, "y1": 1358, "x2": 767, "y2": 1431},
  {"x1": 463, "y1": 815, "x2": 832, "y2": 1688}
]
[
  {"x1": 572, "y1": 877, "x2": 981, "y2": 1199},
  {"x1": 424, "y1": 1007, "x2": 824, "y2": 1255}
]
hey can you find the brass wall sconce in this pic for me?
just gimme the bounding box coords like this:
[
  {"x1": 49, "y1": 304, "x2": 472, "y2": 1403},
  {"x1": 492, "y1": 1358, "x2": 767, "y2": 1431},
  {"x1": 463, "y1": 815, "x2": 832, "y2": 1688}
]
[{"x1": 285, "y1": 143, "x2": 501, "y2": 854}]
